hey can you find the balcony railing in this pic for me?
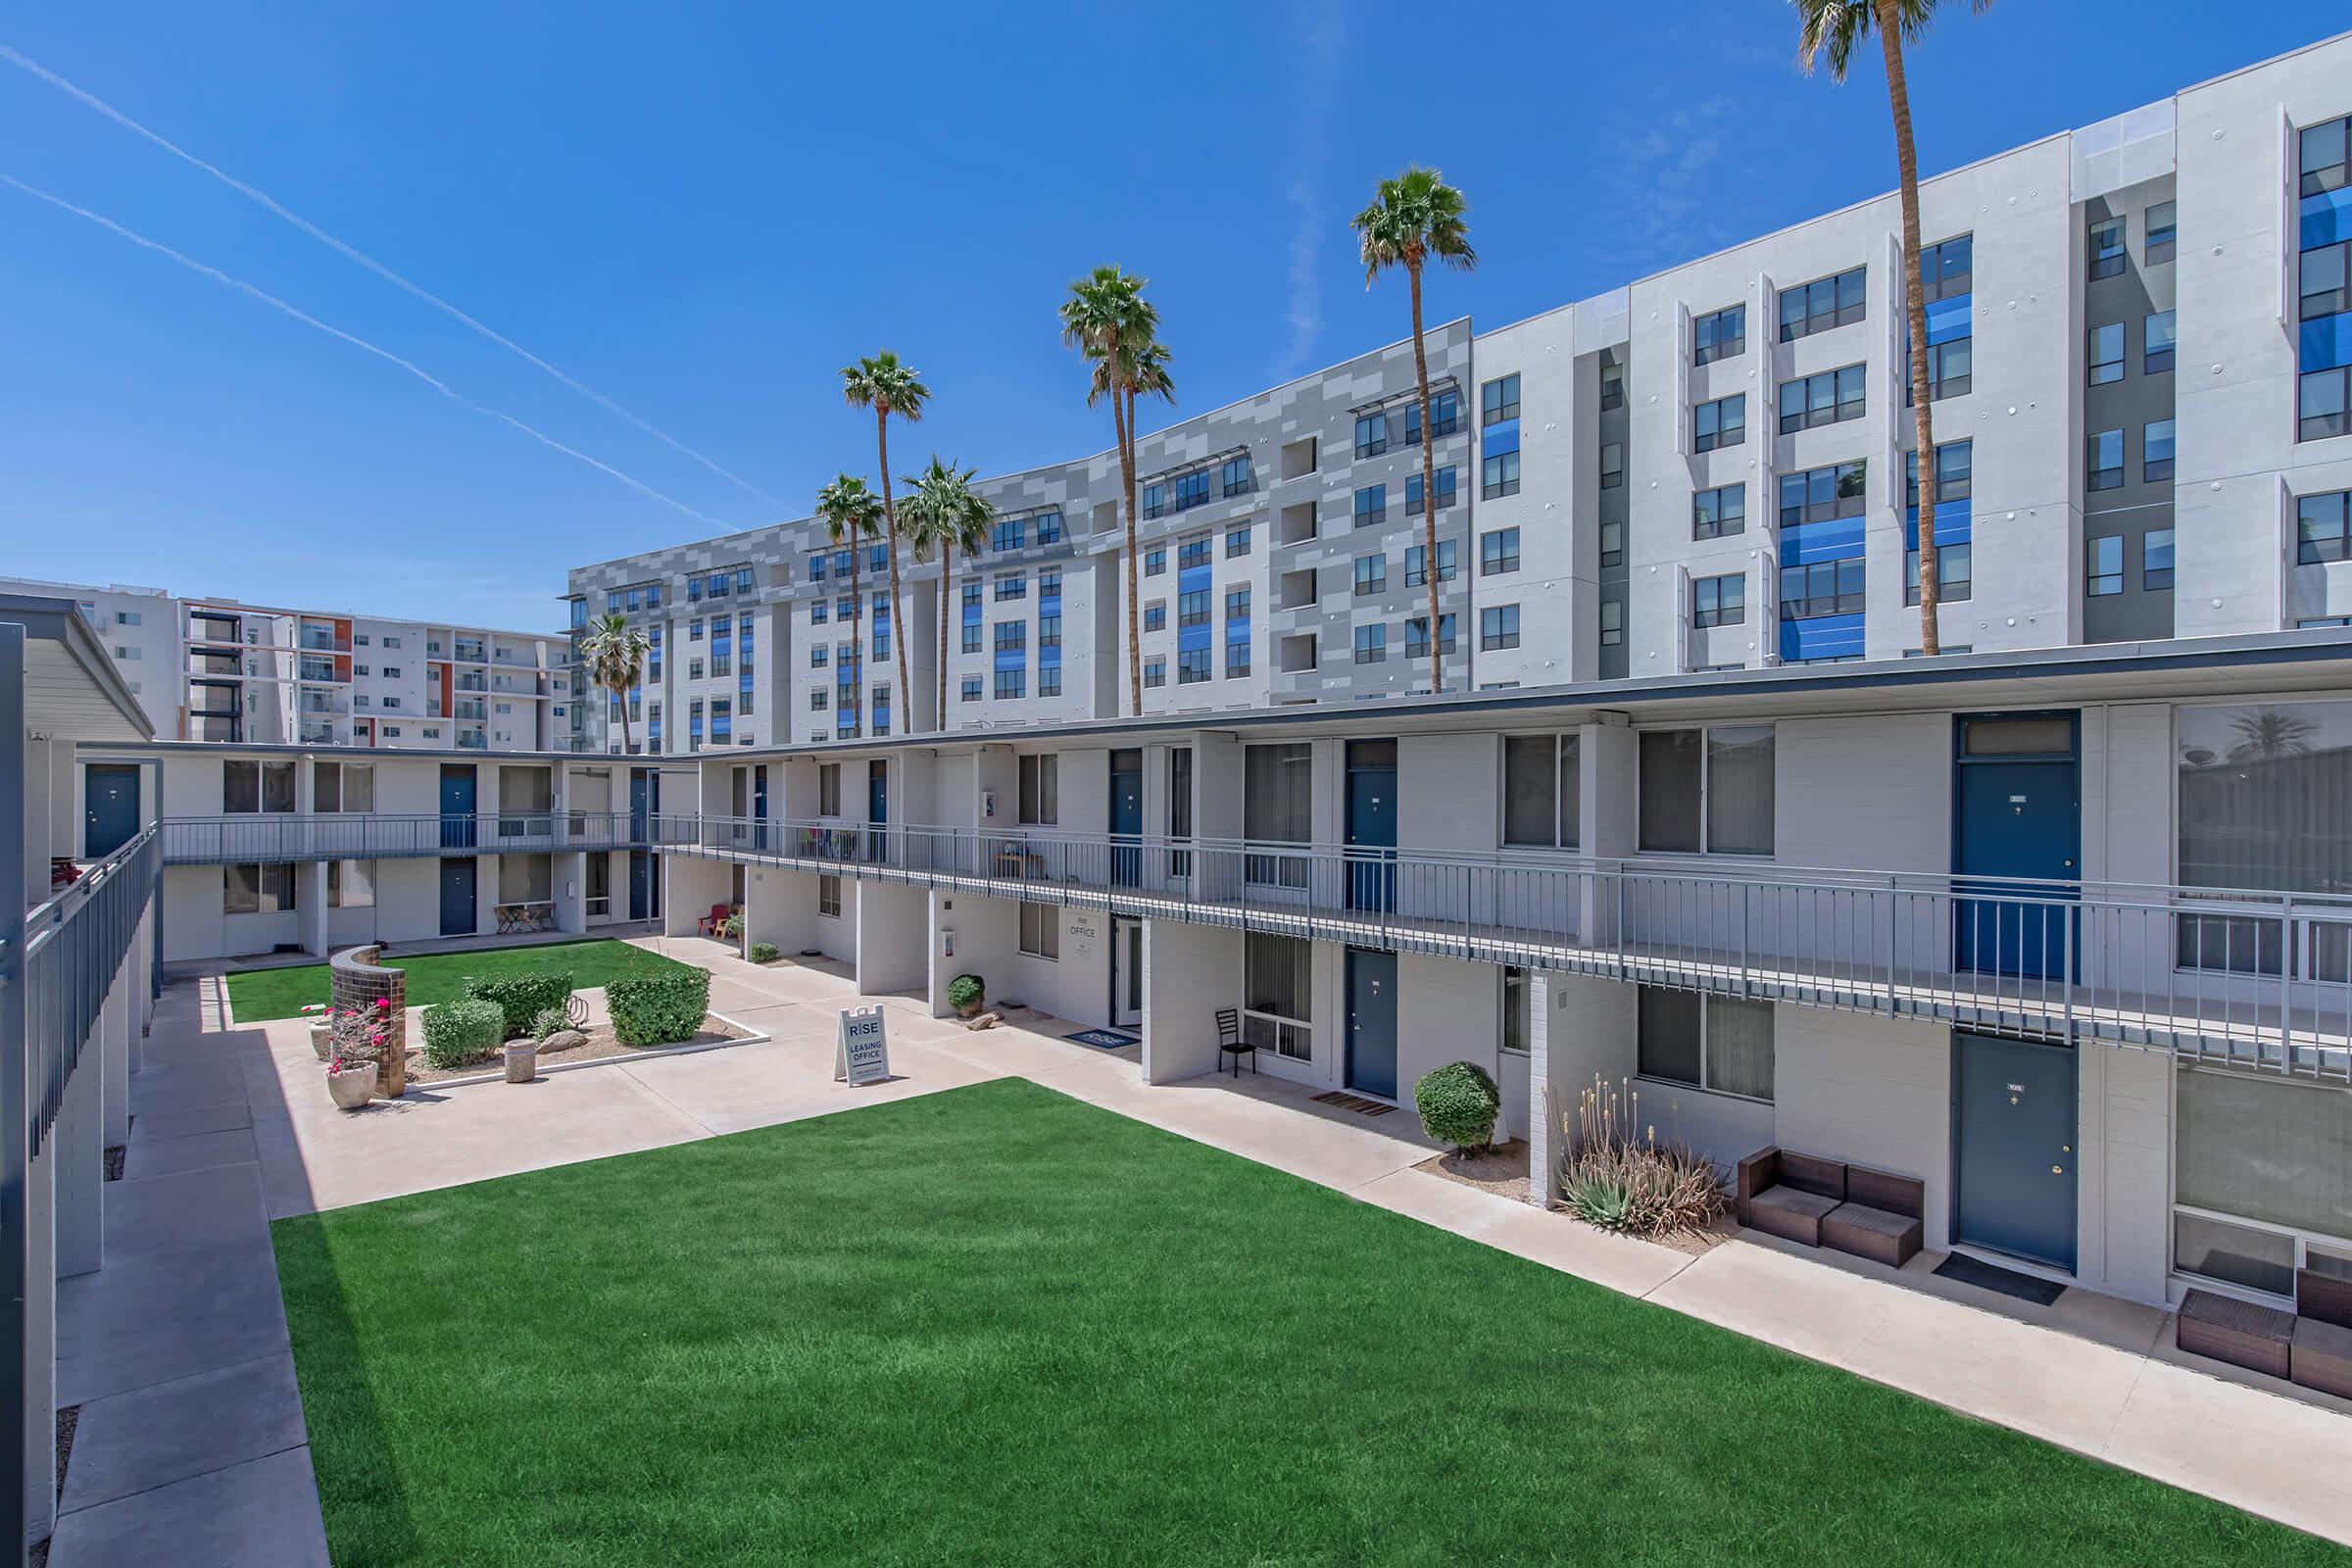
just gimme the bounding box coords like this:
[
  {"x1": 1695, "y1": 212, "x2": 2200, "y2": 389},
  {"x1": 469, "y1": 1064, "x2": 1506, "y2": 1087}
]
[
  {"x1": 13, "y1": 828, "x2": 160, "y2": 1154},
  {"x1": 159, "y1": 811, "x2": 697, "y2": 863}
]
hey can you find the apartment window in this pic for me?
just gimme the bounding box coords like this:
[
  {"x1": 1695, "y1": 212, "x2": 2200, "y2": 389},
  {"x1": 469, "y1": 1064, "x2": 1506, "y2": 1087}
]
[
  {"x1": 2306, "y1": 240, "x2": 2351, "y2": 320},
  {"x1": 2144, "y1": 310, "x2": 2177, "y2": 374},
  {"x1": 1473, "y1": 530, "x2": 1517, "y2": 577},
  {"x1": 1143, "y1": 482, "x2": 1167, "y2": 519},
  {"x1": 1353, "y1": 624, "x2": 1387, "y2": 664},
  {"x1": 818, "y1": 762, "x2": 841, "y2": 816},
  {"x1": 689, "y1": 659, "x2": 704, "y2": 681},
  {"x1": 996, "y1": 572, "x2": 1027, "y2": 602},
  {"x1": 1481, "y1": 450, "x2": 1521, "y2": 500},
  {"x1": 1145, "y1": 601, "x2": 1167, "y2": 632},
  {"x1": 1480, "y1": 605, "x2": 1520, "y2": 651},
  {"x1": 382, "y1": 635, "x2": 400, "y2": 649},
  {"x1": 2303, "y1": 116, "x2": 2349, "y2": 197},
  {"x1": 381, "y1": 665, "x2": 402, "y2": 678},
  {"x1": 312, "y1": 760, "x2": 374, "y2": 812},
  {"x1": 1598, "y1": 442, "x2": 1624, "y2": 489},
  {"x1": 1227, "y1": 525, "x2": 1252, "y2": 559},
  {"x1": 2145, "y1": 200, "x2": 2177, "y2": 265},
  {"x1": 1144, "y1": 657, "x2": 1166, "y2": 689},
  {"x1": 995, "y1": 668, "x2": 1025, "y2": 700},
  {"x1": 1502, "y1": 734, "x2": 1581, "y2": 850},
  {"x1": 1599, "y1": 520, "x2": 1624, "y2": 569},
  {"x1": 1920, "y1": 233, "x2": 1972, "y2": 302},
  {"x1": 994, "y1": 621, "x2": 1027, "y2": 656},
  {"x1": 1179, "y1": 589, "x2": 1211, "y2": 627},
  {"x1": 1692, "y1": 573, "x2": 1744, "y2": 628},
  {"x1": 1779, "y1": 265, "x2": 1867, "y2": 340},
  {"x1": 1177, "y1": 648, "x2": 1211, "y2": 684},
  {"x1": 1693, "y1": 484, "x2": 1745, "y2": 539},
  {"x1": 811, "y1": 602, "x2": 828, "y2": 625},
  {"x1": 223, "y1": 760, "x2": 294, "y2": 813},
  {"x1": 1404, "y1": 539, "x2": 1455, "y2": 586},
  {"x1": 2087, "y1": 428, "x2": 2125, "y2": 491},
  {"x1": 1226, "y1": 633, "x2": 1251, "y2": 677},
  {"x1": 1038, "y1": 611, "x2": 1062, "y2": 651},
  {"x1": 2145, "y1": 418, "x2": 2177, "y2": 482},
  {"x1": 1779, "y1": 559, "x2": 1866, "y2": 619},
  {"x1": 1691, "y1": 303, "x2": 1745, "y2": 366},
  {"x1": 2142, "y1": 528, "x2": 2176, "y2": 591},
  {"x1": 1598, "y1": 358, "x2": 1624, "y2": 411},
  {"x1": 1174, "y1": 469, "x2": 1213, "y2": 512},
  {"x1": 1639, "y1": 724, "x2": 1775, "y2": 855},
  {"x1": 1354, "y1": 413, "x2": 1389, "y2": 459},
  {"x1": 1903, "y1": 443, "x2": 1970, "y2": 508},
  {"x1": 1010, "y1": 901, "x2": 1060, "y2": 960},
  {"x1": 992, "y1": 516, "x2": 1026, "y2": 553},
  {"x1": 1353, "y1": 484, "x2": 1386, "y2": 528},
  {"x1": 1598, "y1": 599, "x2": 1623, "y2": 647},
  {"x1": 1225, "y1": 586, "x2": 1250, "y2": 624},
  {"x1": 1404, "y1": 613, "x2": 1457, "y2": 658},
  {"x1": 1638, "y1": 988, "x2": 1775, "y2": 1102},
  {"x1": 1401, "y1": 390, "x2": 1459, "y2": 446},
  {"x1": 950, "y1": 676, "x2": 975, "y2": 705},
  {"x1": 222, "y1": 862, "x2": 298, "y2": 916},
  {"x1": 1243, "y1": 932, "x2": 1313, "y2": 1059},
  {"x1": 1906, "y1": 542, "x2": 1973, "y2": 605},
  {"x1": 2298, "y1": 492, "x2": 2351, "y2": 564},
  {"x1": 2088, "y1": 216, "x2": 2126, "y2": 280},
  {"x1": 1222, "y1": 454, "x2": 1254, "y2": 498},
  {"x1": 816, "y1": 874, "x2": 842, "y2": 919},
  {"x1": 1036, "y1": 511, "x2": 1063, "y2": 545},
  {"x1": 2086, "y1": 534, "x2": 2124, "y2": 596},
  {"x1": 1482, "y1": 373, "x2": 1521, "y2": 425},
  {"x1": 1146, "y1": 547, "x2": 1167, "y2": 576},
  {"x1": 1404, "y1": 467, "x2": 1457, "y2": 514},
  {"x1": 326, "y1": 859, "x2": 375, "y2": 909},
  {"x1": 810, "y1": 646, "x2": 828, "y2": 668},
  {"x1": 1778, "y1": 365, "x2": 1867, "y2": 432},
  {"x1": 2301, "y1": 617, "x2": 2352, "y2": 628},
  {"x1": 1692, "y1": 395, "x2": 1744, "y2": 452},
  {"x1": 1179, "y1": 535, "x2": 1212, "y2": 569},
  {"x1": 810, "y1": 688, "x2": 829, "y2": 711},
  {"x1": 2088, "y1": 322, "x2": 2125, "y2": 386},
  {"x1": 2301, "y1": 368, "x2": 2351, "y2": 442}
]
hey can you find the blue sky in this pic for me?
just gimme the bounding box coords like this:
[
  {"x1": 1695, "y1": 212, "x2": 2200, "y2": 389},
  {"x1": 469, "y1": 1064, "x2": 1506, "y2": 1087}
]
[{"x1": 2, "y1": 3, "x2": 2343, "y2": 631}]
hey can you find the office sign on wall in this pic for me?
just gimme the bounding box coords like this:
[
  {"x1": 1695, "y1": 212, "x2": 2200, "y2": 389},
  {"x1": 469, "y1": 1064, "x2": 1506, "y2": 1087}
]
[{"x1": 835, "y1": 1005, "x2": 891, "y2": 1086}]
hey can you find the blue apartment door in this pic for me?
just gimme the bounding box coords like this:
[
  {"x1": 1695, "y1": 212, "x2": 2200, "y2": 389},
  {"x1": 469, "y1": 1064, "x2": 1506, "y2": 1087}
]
[
  {"x1": 754, "y1": 765, "x2": 770, "y2": 853},
  {"x1": 84, "y1": 763, "x2": 140, "y2": 858},
  {"x1": 440, "y1": 764, "x2": 477, "y2": 850},
  {"x1": 628, "y1": 851, "x2": 651, "y2": 922},
  {"x1": 866, "y1": 760, "x2": 889, "y2": 862},
  {"x1": 440, "y1": 858, "x2": 477, "y2": 937},
  {"x1": 1345, "y1": 948, "x2": 1398, "y2": 1100},
  {"x1": 1953, "y1": 1032, "x2": 2078, "y2": 1270},
  {"x1": 1110, "y1": 749, "x2": 1144, "y2": 887},
  {"x1": 1346, "y1": 740, "x2": 1397, "y2": 913},
  {"x1": 1953, "y1": 714, "x2": 2079, "y2": 979},
  {"x1": 628, "y1": 770, "x2": 652, "y2": 841}
]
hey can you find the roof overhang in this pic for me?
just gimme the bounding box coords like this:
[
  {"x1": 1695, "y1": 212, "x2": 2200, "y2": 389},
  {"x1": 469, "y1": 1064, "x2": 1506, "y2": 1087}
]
[{"x1": 2, "y1": 593, "x2": 154, "y2": 743}]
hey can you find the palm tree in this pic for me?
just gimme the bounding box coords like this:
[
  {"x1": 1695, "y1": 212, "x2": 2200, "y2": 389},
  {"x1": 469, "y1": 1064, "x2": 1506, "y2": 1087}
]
[
  {"x1": 814, "y1": 473, "x2": 885, "y2": 736},
  {"x1": 900, "y1": 457, "x2": 996, "y2": 730},
  {"x1": 1061, "y1": 267, "x2": 1166, "y2": 716},
  {"x1": 1353, "y1": 167, "x2": 1476, "y2": 696},
  {"x1": 1797, "y1": 0, "x2": 1989, "y2": 658},
  {"x1": 842, "y1": 353, "x2": 930, "y2": 726},
  {"x1": 579, "y1": 612, "x2": 651, "y2": 756},
  {"x1": 2230, "y1": 710, "x2": 2319, "y2": 761}
]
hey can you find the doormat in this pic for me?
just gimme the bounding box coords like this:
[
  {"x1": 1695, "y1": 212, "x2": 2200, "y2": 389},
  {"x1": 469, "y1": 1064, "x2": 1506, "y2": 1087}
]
[
  {"x1": 1933, "y1": 1251, "x2": 2067, "y2": 1306},
  {"x1": 1066, "y1": 1029, "x2": 1139, "y2": 1050},
  {"x1": 1310, "y1": 1091, "x2": 1396, "y2": 1118}
]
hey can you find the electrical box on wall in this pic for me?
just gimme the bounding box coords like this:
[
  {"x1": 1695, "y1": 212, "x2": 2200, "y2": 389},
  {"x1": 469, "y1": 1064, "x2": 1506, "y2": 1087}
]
[
  {"x1": 981, "y1": 789, "x2": 998, "y2": 820},
  {"x1": 940, "y1": 926, "x2": 956, "y2": 958}
]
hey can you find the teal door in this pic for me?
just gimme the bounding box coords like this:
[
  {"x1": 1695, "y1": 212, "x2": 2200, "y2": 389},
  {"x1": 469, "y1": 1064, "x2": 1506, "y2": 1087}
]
[
  {"x1": 440, "y1": 858, "x2": 477, "y2": 937},
  {"x1": 1953, "y1": 714, "x2": 2079, "y2": 979},
  {"x1": 1345, "y1": 948, "x2": 1398, "y2": 1100},
  {"x1": 84, "y1": 763, "x2": 140, "y2": 858},
  {"x1": 1110, "y1": 748, "x2": 1144, "y2": 887},
  {"x1": 440, "y1": 764, "x2": 477, "y2": 849},
  {"x1": 1953, "y1": 1032, "x2": 2077, "y2": 1270},
  {"x1": 866, "y1": 760, "x2": 889, "y2": 862},
  {"x1": 1346, "y1": 740, "x2": 1397, "y2": 912}
]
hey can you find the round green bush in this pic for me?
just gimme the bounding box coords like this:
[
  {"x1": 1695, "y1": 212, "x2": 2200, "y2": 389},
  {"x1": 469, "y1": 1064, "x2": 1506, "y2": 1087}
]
[
  {"x1": 947, "y1": 973, "x2": 985, "y2": 1012},
  {"x1": 747, "y1": 942, "x2": 781, "y2": 965},
  {"x1": 607, "y1": 967, "x2": 712, "y2": 1048},
  {"x1": 462, "y1": 971, "x2": 575, "y2": 1040},
  {"x1": 1413, "y1": 1060, "x2": 1501, "y2": 1153},
  {"x1": 420, "y1": 999, "x2": 505, "y2": 1070}
]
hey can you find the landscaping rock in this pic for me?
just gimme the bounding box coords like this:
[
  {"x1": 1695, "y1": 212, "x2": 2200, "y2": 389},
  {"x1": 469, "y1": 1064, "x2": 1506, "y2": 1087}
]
[
  {"x1": 963, "y1": 1012, "x2": 1001, "y2": 1031},
  {"x1": 538, "y1": 1029, "x2": 589, "y2": 1054}
]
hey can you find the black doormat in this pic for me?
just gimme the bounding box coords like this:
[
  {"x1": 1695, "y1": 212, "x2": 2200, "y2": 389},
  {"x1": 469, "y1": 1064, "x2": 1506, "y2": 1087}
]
[
  {"x1": 1934, "y1": 1251, "x2": 2067, "y2": 1306},
  {"x1": 1066, "y1": 1029, "x2": 1139, "y2": 1050}
]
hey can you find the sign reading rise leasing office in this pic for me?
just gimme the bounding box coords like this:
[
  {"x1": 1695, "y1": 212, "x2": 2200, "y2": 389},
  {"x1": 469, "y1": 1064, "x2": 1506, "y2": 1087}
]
[{"x1": 834, "y1": 1005, "x2": 891, "y2": 1087}]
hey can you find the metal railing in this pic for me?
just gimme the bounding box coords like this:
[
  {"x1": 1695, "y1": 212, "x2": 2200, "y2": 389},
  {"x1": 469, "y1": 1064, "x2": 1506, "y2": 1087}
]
[
  {"x1": 159, "y1": 810, "x2": 699, "y2": 863},
  {"x1": 15, "y1": 827, "x2": 160, "y2": 1155}
]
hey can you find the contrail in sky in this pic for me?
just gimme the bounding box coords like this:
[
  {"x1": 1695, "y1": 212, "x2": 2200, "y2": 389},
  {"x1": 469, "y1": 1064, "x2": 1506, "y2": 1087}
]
[
  {"x1": 1, "y1": 172, "x2": 728, "y2": 529},
  {"x1": 0, "y1": 42, "x2": 782, "y2": 510}
]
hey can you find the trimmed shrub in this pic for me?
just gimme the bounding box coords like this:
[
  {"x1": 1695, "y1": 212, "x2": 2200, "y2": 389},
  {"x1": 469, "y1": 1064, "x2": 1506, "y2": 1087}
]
[
  {"x1": 721, "y1": 913, "x2": 743, "y2": 940},
  {"x1": 747, "y1": 942, "x2": 781, "y2": 965},
  {"x1": 1414, "y1": 1060, "x2": 1501, "y2": 1154},
  {"x1": 530, "y1": 1005, "x2": 570, "y2": 1043},
  {"x1": 463, "y1": 971, "x2": 574, "y2": 1041},
  {"x1": 607, "y1": 967, "x2": 711, "y2": 1048},
  {"x1": 947, "y1": 974, "x2": 985, "y2": 1014},
  {"x1": 1556, "y1": 1075, "x2": 1728, "y2": 1239},
  {"x1": 420, "y1": 999, "x2": 505, "y2": 1070}
]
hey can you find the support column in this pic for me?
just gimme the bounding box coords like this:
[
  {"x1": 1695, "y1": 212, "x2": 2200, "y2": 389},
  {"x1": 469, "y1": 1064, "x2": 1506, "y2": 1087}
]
[
  {"x1": 21, "y1": 1129, "x2": 56, "y2": 1554},
  {"x1": 1525, "y1": 972, "x2": 1557, "y2": 1207},
  {"x1": 1142, "y1": 920, "x2": 1240, "y2": 1084},
  {"x1": 1578, "y1": 718, "x2": 1637, "y2": 946},
  {"x1": 54, "y1": 1016, "x2": 106, "y2": 1279},
  {"x1": 102, "y1": 957, "x2": 131, "y2": 1151},
  {"x1": 302, "y1": 858, "x2": 329, "y2": 956},
  {"x1": 554, "y1": 850, "x2": 588, "y2": 934}
]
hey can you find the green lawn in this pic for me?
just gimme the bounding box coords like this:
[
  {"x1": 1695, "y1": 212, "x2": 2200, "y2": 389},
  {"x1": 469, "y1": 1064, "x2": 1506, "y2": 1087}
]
[
  {"x1": 226, "y1": 938, "x2": 691, "y2": 1021},
  {"x1": 273, "y1": 1080, "x2": 2332, "y2": 1568}
]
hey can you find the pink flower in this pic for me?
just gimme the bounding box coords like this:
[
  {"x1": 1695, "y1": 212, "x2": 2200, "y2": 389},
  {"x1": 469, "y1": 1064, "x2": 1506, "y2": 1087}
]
[{"x1": 375, "y1": 999, "x2": 391, "y2": 1011}]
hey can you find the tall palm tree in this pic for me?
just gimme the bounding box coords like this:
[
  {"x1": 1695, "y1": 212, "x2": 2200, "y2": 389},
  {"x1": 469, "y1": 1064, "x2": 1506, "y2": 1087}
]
[
  {"x1": 579, "y1": 612, "x2": 651, "y2": 756},
  {"x1": 2230, "y1": 710, "x2": 2319, "y2": 761},
  {"x1": 1061, "y1": 267, "x2": 1165, "y2": 716},
  {"x1": 900, "y1": 457, "x2": 996, "y2": 730},
  {"x1": 814, "y1": 473, "x2": 885, "y2": 736},
  {"x1": 1353, "y1": 167, "x2": 1476, "y2": 696},
  {"x1": 842, "y1": 353, "x2": 930, "y2": 725},
  {"x1": 1797, "y1": 0, "x2": 1988, "y2": 658}
]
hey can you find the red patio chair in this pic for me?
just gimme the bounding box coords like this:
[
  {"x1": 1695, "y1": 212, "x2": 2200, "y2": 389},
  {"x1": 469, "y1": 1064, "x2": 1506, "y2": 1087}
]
[{"x1": 697, "y1": 903, "x2": 730, "y2": 937}]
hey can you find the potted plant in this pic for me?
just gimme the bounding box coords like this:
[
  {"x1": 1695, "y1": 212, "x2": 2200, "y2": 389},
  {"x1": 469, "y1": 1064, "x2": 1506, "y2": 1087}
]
[
  {"x1": 301, "y1": 1004, "x2": 334, "y2": 1060},
  {"x1": 948, "y1": 973, "x2": 986, "y2": 1019},
  {"x1": 320, "y1": 1001, "x2": 393, "y2": 1106},
  {"x1": 325, "y1": 1053, "x2": 375, "y2": 1109}
]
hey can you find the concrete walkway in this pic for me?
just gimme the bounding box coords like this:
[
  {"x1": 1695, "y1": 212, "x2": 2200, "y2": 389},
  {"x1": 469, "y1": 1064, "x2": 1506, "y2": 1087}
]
[{"x1": 54, "y1": 934, "x2": 2352, "y2": 1559}]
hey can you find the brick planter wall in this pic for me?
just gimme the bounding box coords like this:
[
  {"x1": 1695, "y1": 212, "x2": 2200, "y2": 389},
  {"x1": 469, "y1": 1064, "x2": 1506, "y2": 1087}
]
[{"x1": 330, "y1": 944, "x2": 407, "y2": 1097}]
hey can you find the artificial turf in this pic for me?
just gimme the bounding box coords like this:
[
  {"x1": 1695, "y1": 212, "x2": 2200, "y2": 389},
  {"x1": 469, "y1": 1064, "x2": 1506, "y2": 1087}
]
[
  {"x1": 272, "y1": 1078, "x2": 2336, "y2": 1567},
  {"x1": 224, "y1": 938, "x2": 692, "y2": 1021}
]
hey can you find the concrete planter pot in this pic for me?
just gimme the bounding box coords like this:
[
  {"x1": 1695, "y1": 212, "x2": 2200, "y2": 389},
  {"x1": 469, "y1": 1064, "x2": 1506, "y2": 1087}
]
[
  {"x1": 309, "y1": 1020, "x2": 335, "y2": 1061},
  {"x1": 503, "y1": 1044, "x2": 539, "y2": 1084},
  {"x1": 326, "y1": 1066, "x2": 374, "y2": 1110}
]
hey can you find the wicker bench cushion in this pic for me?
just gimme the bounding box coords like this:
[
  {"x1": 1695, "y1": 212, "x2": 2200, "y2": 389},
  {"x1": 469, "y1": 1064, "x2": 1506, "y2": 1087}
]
[
  {"x1": 1753, "y1": 1186, "x2": 1840, "y2": 1222},
  {"x1": 1746, "y1": 1184, "x2": 1839, "y2": 1246},
  {"x1": 2293, "y1": 1315, "x2": 2352, "y2": 1399},
  {"x1": 1820, "y1": 1202, "x2": 1924, "y2": 1267},
  {"x1": 2178, "y1": 1288, "x2": 2295, "y2": 1380}
]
